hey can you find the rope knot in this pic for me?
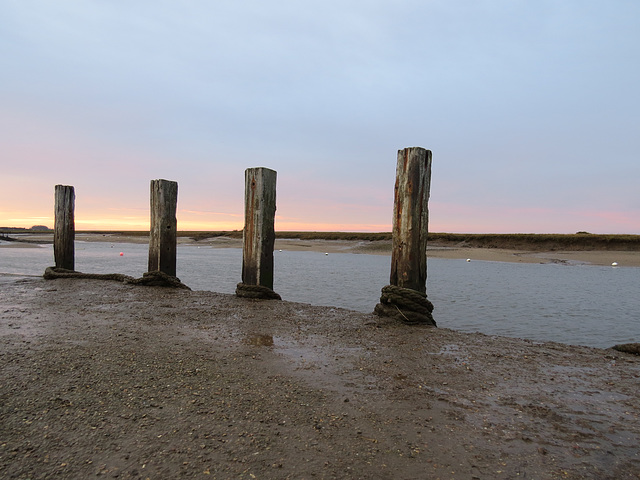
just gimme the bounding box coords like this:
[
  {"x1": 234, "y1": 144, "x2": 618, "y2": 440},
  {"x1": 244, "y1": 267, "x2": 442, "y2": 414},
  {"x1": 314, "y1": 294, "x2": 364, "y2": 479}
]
[
  {"x1": 125, "y1": 271, "x2": 191, "y2": 289},
  {"x1": 235, "y1": 282, "x2": 282, "y2": 300},
  {"x1": 374, "y1": 284, "x2": 436, "y2": 326}
]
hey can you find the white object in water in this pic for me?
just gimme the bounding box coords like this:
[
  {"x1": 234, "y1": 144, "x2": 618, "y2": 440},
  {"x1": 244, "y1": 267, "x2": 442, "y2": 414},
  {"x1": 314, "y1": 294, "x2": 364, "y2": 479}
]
[
  {"x1": 612, "y1": 262, "x2": 618, "y2": 266},
  {"x1": 466, "y1": 258, "x2": 471, "y2": 262},
  {"x1": 325, "y1": 253, "x2": 329, "y2": 255}
]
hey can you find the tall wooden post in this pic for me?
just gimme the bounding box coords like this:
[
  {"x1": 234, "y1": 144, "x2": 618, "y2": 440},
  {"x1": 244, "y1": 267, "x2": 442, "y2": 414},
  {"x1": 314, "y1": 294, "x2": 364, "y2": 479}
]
[
  {"x1": 54, "y1": 185, "x2": 75, "y2": 270},
  {"x1": 242, "y1": 167, "x2": 277, "y2": 289},
  {"x1": 148, "y1": 179, "x2": 178, "y2": 277},
  {"x1": 390, "y1": 147, "x2": 432, "y2": 293},
  {"x1": 374, "y1": 147, "x2": 435, "y2": 325}
]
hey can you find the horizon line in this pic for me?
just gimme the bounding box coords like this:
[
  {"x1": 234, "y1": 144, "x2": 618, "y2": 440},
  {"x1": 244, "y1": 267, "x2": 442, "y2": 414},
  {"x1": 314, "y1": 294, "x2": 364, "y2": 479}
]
[{"x1": 2, "y1": 227, "x2": 639, "y2": 236}]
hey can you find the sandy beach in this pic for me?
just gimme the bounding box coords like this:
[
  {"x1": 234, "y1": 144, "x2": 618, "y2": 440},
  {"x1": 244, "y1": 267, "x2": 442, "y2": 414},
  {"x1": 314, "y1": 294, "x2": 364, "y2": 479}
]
[{"x1": 1, "y1": 275, "x2": 639, "y2": 479}]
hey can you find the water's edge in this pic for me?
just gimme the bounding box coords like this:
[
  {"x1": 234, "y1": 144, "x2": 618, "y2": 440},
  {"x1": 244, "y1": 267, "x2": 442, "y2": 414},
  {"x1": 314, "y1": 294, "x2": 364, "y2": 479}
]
[{"x1": 1, "y1": 241, "x2": 638, "y2": 348}]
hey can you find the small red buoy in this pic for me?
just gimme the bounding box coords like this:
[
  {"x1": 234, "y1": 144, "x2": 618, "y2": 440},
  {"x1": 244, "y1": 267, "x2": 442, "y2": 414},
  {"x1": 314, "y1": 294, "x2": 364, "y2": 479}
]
[{"x1": 119, "y1": 252, "x2": 124, "y2": 256}]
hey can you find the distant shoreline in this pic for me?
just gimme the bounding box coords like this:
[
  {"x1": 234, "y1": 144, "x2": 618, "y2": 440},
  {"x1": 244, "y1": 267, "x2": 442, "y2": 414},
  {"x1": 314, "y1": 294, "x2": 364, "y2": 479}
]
[
  {"x1": 3, "y1": 230, "x2": 639, "y2": 250},
  {"x1": 3, "y1": 231, "x2": 639, "y2": 267}
]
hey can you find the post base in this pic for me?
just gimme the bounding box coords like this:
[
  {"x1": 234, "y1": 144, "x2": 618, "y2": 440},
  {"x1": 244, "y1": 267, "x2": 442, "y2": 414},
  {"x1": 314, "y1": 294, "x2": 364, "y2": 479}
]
[{"x1": 374, "y1": 285, "x2": 436, "y2": 326}]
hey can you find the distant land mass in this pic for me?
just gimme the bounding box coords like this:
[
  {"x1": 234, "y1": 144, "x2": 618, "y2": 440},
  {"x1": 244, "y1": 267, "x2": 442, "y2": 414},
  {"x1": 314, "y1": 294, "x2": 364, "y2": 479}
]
[
  {"x1": 0, "y1": 226, "x2": 52, "y2": 232},
  {"x1": 2, "y1": 228, "x2": 639, "y2": 251},
  {"x1": 166, "y1": 230, "x2": 640, "y2": 251}
]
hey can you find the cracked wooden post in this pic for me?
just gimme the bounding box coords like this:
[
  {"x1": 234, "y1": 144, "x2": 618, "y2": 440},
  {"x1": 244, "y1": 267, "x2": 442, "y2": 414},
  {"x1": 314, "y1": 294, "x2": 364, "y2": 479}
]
[
  {"x1": 391, "y1": 147, "x2": 432, "y2": 293},
  {"x1": 374, "y1": 147, "x2": 435, "y2": 325},
  {"x1": 54, "y1": 185, "x2": 75, "y2": 270},
  {"x1": 236, "y1": 167, "x2": 281, "y2": 300},
  {"x1": 148, "y1": 179, "x2": 178, "y2": 277}
]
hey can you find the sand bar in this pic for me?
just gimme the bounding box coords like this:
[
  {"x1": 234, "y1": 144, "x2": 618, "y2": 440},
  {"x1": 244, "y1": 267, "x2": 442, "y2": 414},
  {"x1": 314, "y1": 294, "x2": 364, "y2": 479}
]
[
  {"x1": 90, "y1": 234, "x2": 640, "y2": 267},
  {"x1": 4, "y1": 232, "x2": 639, "y2": 266}
]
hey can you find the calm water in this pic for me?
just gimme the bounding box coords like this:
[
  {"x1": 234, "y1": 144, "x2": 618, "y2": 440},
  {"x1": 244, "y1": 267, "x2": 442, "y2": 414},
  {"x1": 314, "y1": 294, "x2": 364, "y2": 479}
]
[{"x1": 1, "y1": 240, "x2": 639, "y2": 348}]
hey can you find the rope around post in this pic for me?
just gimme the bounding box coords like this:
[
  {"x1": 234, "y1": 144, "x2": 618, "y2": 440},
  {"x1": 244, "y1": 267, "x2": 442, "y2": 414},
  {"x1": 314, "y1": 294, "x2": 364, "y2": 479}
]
[
  {"x1": 235, "y1": 282, "x2": 282, "y2": 300},
  {"x1": 43, "y1": 267, "x2": 191, "y2": 290},
  {"x1": 374, "y1": 284, "x2": 436, "y2": 326}
]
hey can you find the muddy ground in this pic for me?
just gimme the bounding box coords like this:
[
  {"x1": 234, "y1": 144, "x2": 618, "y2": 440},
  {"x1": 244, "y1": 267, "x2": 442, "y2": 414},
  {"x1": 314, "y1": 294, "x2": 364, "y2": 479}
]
[{"x1": 1, "y1": 275, "x2": 639, "y2": 479}]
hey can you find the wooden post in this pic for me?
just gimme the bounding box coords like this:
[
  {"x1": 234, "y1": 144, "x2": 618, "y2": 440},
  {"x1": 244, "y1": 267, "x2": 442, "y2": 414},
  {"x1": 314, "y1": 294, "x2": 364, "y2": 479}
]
[
  {"x1": 54, "y1": 185, "x2": 75, "y2": 270},
  {"x1": 390, "y1": 147, "x2": 432, "y2": 293},
  {"x1": 375, "y1": 147, "x2": 434, "y2": 325},
  {"x1": 242, "y1": 167, "x2": 277, "y2": 289},
  {"x1": 148, "y1": 179, "x2": 178, "y2": 277}
]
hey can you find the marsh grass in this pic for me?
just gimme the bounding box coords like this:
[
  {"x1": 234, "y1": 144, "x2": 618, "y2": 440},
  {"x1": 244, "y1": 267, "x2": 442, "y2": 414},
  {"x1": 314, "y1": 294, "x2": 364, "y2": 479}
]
[
  {"x1": 426, "y1": 232, "x2": 640, "y2": 251},
  {"x1": 8, "y1": 229, "x2": 637, "y2": 251},
  {"x1": 186, "y1": 231, "x2": 640, "y2": 251}
]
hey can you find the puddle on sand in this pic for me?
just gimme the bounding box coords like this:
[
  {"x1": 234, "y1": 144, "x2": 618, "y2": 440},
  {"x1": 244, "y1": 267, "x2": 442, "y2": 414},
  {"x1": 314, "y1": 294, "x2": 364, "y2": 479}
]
[
  {"x1": 239, "y1": 331, "x2": 375, "y2": 396},
  {"x1": 242, "y1": 332, "x2": 364, "y2": 369},
  {"x1": 243, "y1": 334, "x2": 274, "y2": 347}
]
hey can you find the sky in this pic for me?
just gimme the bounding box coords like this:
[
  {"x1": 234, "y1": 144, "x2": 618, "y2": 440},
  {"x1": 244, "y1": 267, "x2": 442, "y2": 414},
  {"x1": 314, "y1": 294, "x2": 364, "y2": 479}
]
[{"x1": 1, "y1": 0, "x2": 639, "y2": 234}]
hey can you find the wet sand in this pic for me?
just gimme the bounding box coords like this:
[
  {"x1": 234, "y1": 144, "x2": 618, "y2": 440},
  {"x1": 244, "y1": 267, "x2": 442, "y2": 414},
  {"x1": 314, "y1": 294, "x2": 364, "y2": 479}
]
[
  {"x1": 1, "y1": 275, "x2": 639, "y2": 479},
  {"x1": 427, "y1": 247, "x2": 640, "y2": 267}
]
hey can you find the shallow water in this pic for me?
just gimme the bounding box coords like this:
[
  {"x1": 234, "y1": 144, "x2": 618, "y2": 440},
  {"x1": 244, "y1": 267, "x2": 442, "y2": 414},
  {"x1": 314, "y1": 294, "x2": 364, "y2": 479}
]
[{"x1": 1, "y1": 240, "x2": 638, "y2": 348}]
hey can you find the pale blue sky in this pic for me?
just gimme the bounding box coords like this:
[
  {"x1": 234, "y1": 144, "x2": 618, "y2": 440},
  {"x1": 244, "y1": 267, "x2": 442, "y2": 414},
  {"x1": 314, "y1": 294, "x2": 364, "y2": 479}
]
[{"x1": 2, "y1": 1, "x2": 639, "y2": 232}]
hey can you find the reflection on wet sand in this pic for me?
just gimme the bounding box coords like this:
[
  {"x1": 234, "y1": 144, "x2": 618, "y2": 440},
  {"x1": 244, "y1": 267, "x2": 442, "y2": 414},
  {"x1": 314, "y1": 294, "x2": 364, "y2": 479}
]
[{"x1": 244, "y1": 333, "x2": 274, "y2": 347}]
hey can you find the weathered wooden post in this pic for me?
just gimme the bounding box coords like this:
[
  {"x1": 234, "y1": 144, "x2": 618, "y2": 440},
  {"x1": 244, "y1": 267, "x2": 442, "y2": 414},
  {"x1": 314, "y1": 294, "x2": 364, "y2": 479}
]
[
  {"x1": 374, "y1": 147, "x2": 436, "y2": 325},
  {"x1": 54, "y1": 184, "x2": 75, "y2": 270},
  {"x1": 148, "y1": 179, "x2": 178, "y2": 277},
  {"x1": 236, "y1": 167, "x2": 281, "y2": 300}
]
